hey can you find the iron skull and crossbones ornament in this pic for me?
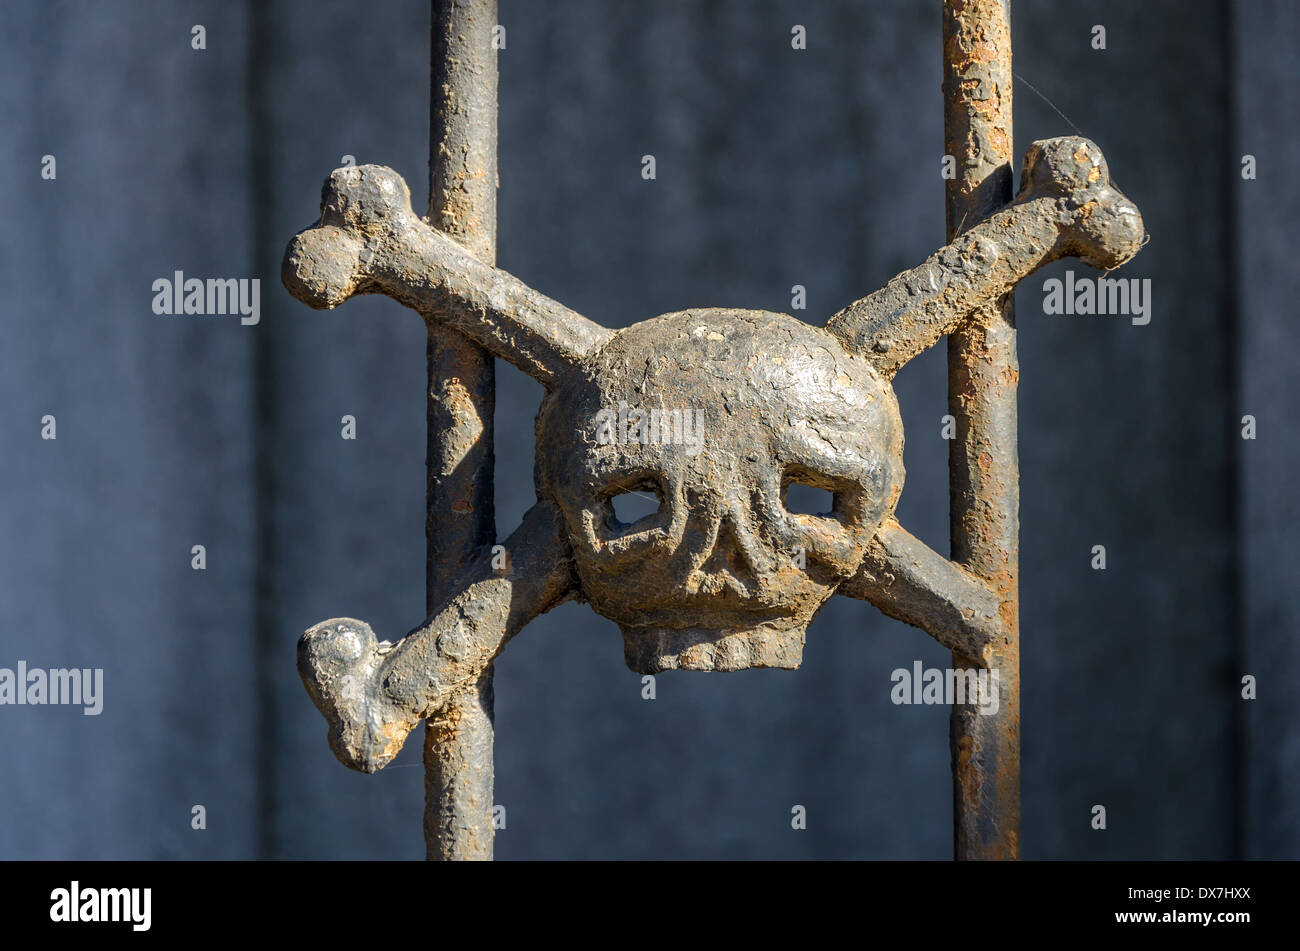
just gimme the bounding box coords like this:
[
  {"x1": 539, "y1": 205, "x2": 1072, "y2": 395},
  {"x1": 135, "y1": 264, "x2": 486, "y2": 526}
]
[{"x1": 284, "y1": 135, "x2": 1144, "y2": 773}]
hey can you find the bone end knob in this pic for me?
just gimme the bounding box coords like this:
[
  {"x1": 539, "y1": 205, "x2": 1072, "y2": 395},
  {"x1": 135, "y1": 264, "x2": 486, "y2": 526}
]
[
  {"x1": 1020, "y1": 136, "x2": 1146, "y2": 271},
  {"x1": 282, "y1": 164, "x2": 416, "y2": 310},
  {"x1": 298, "y1": 617, "x2": 402, "y2": 774}
]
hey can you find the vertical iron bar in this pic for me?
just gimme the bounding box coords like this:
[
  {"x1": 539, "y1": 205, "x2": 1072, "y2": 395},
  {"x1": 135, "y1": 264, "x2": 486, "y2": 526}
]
[
  {"x1": 424, "y1": 0, "x2": 499, "y2": 862},
  {"x1": 942, "y1": 0, "x2": 1021, "y2": 860}
]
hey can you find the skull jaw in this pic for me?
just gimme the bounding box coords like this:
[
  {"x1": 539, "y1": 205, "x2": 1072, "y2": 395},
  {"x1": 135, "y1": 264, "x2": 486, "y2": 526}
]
[{"x1": 620, "y1": 620, "x2": 808, "y2": 673}]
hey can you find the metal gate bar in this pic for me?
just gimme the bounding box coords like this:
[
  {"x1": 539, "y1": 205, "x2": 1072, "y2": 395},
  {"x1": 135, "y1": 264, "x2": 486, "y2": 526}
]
[
  {"x1": 422, "y1": 0, "x2": 499, "y2": 862},
  {"x1": 942, "y1": 0, "x2": 1021, "y2": 860}
]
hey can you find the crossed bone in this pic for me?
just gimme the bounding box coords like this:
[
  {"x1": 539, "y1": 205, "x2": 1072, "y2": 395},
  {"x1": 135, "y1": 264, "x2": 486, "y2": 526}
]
[{"x1": 285, "y1": 136, "x2": 1144, "y2": 773}]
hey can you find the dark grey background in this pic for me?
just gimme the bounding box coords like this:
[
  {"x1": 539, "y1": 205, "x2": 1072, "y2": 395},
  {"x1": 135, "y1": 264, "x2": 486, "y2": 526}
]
[{"x1": 1, "y1": 0, "x2": 1294, "y2": 860}]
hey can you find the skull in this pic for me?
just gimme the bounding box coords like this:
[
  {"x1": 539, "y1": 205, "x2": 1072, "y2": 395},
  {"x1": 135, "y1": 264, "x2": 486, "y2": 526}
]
[{"x1": 538, "y1": 308, "x2": 904, "y2": 672}]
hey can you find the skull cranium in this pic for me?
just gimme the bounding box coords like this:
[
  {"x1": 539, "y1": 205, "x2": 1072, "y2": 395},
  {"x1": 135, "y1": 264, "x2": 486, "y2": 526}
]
[{"x1": 538, "y1": 308, "x2": 905, "y2": 672}]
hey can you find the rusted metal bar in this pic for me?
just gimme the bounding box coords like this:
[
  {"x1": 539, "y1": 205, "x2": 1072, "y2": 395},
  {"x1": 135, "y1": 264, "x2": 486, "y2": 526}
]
[
  {"x1": 941, "y1": 0, "x2": 1021, "y2": 860},
  {"x1": 423, "y1": 0, "x2": 498, "y2": 862}
]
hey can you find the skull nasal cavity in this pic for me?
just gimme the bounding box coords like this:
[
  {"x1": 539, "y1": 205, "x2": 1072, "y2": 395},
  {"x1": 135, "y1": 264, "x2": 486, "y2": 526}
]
[{"x1": 701, "y1": 516, "x2": 760, "y2": 580}]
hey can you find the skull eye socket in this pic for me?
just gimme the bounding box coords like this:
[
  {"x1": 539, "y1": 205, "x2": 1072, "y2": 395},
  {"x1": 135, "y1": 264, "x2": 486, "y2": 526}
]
[
  {"x1": 611, "y1": 490, "x2": 661, "y2": 525},
  {"x1": 602, "y1": 475, "x2": 665, "y2": 531},
  {"x1": 781, "y1": 466, "x2": 854, "y2": 522},
  {"x1": 784, "y1": 481, "x2": 836, "y2": 517}
]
